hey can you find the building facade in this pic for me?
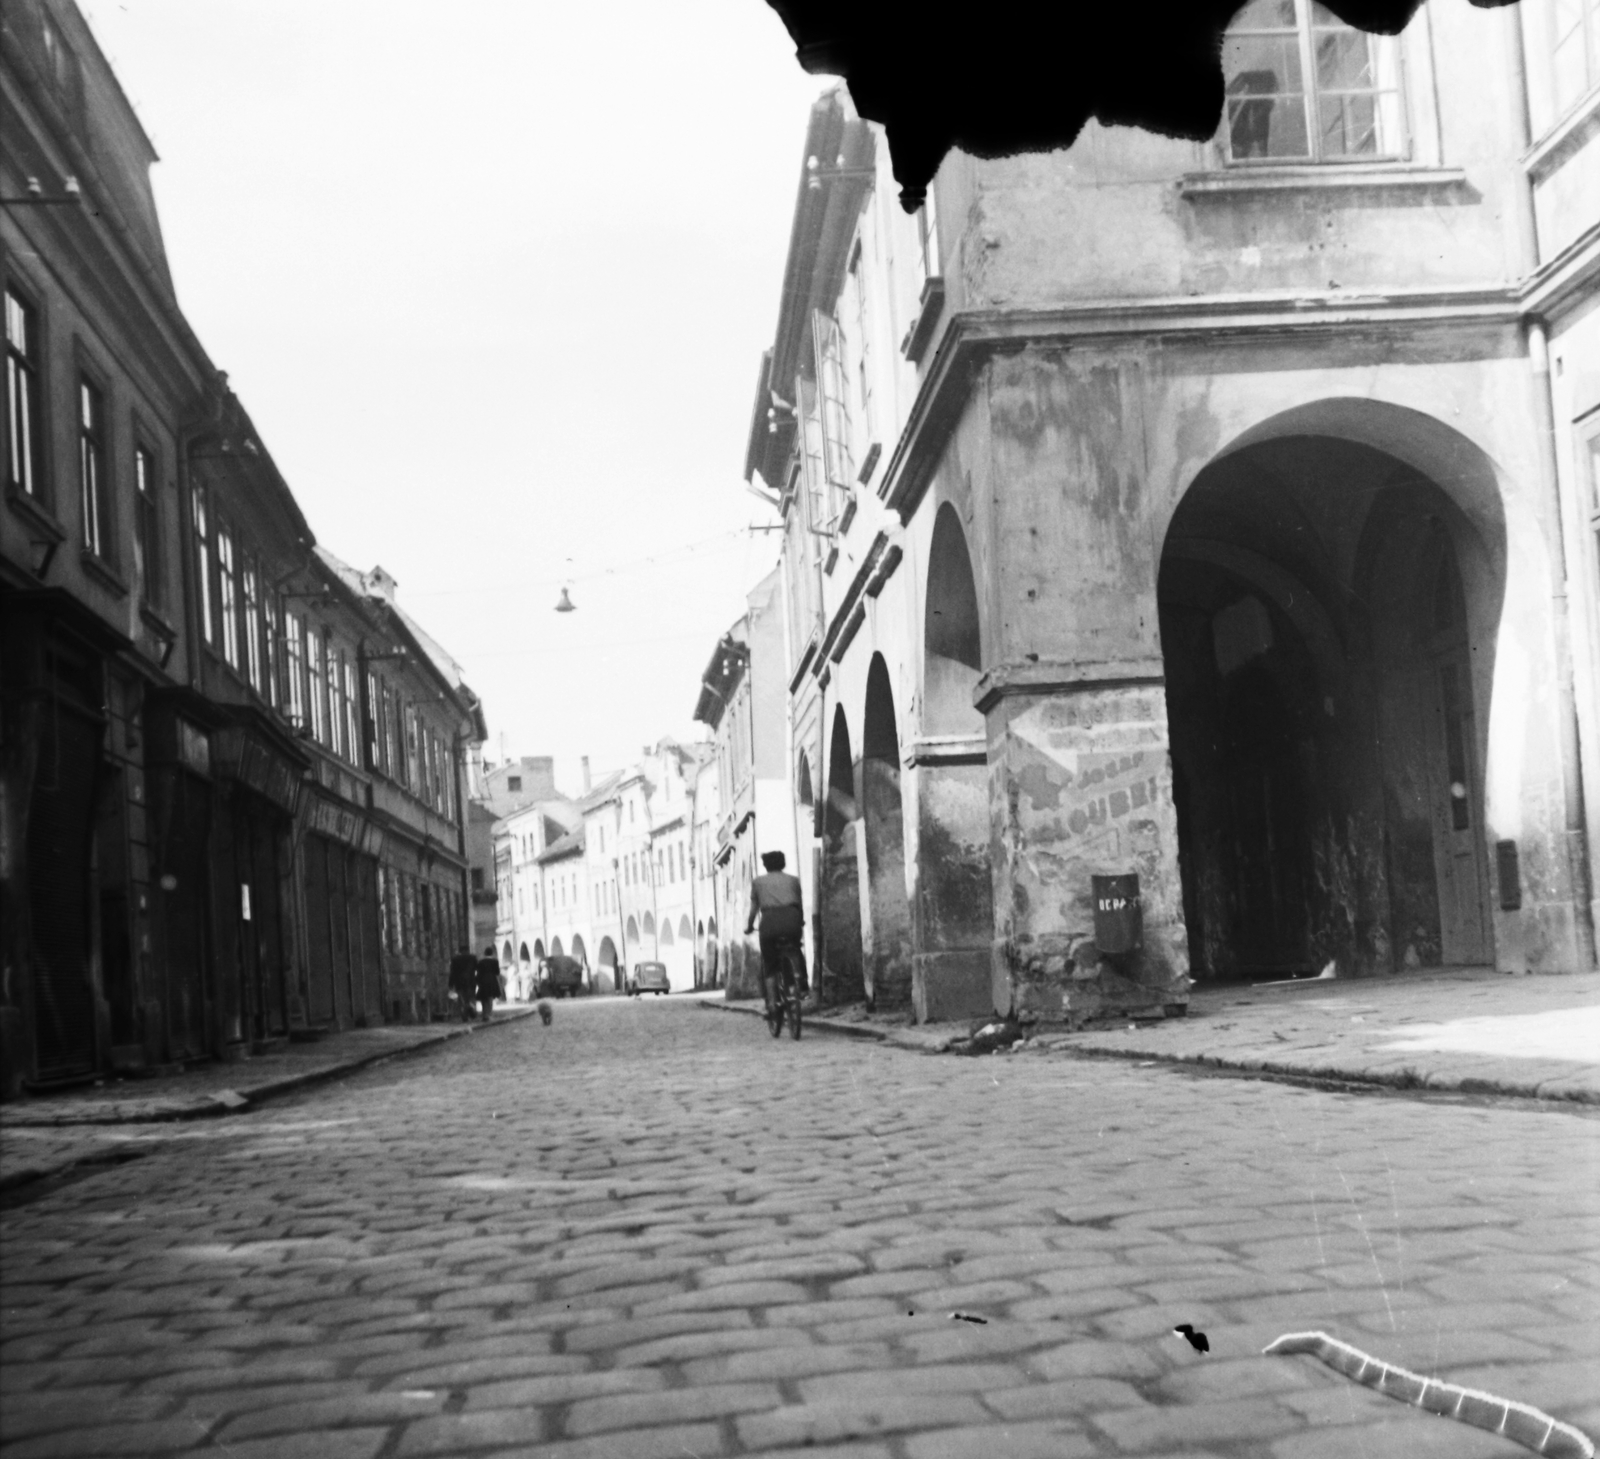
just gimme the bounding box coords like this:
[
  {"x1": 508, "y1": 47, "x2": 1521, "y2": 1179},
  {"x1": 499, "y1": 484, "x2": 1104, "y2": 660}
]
[
  {"x1": 693, "y1": 569, "x2": 801, "y2": 998},
  {"x1": 2, "y1": 0, "x2": 484, "y2": 1094},
  {"x1": 746, "y1": 4, "x2": 1600, "y2": 1025}
]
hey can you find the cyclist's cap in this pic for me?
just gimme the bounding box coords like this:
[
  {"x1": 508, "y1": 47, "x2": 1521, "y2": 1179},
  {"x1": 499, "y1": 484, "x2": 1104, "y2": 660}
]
[{"x1": 761, "y1": 851, "x2": 786, "y2": 870}]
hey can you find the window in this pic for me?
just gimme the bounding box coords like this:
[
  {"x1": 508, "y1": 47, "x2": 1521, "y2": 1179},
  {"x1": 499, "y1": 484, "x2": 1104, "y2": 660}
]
[
  {"x1": 1222, "y1": 0, "x2": 1404, "y2": 163},
  {"x1": 1553, "y1": 0, "x2": 1600, "y2": 114},
  {"x1": 366, "y1": 671, "x2": 382, "y2": 768},
  {"x1": 915, "y1": 192, "x2": 941, "y2": 282},
  {"x1": 263, "y1": 593, "x2": 280, "y2": 709},
  {"x1": 133, "y1": 446, "x2": 163, "y2": 609},
  {"x1": 507, "y1": 775, "x2": 522, "y2": 792},
  {"x1": 217, "y1": 526, "x2": 239, "y2": 667},
  {"x1": 471, "y1": 868, "x2": 485, "y2": 892},
  {"x1": 343, "y1": 659, "x2": 360, "y2": 764},
  {"x1": 242, "y1": 561, "x2": 263, "y2": 692},
  {"x1": 192, "y1": 487, "x2": 214, "y2": 644},
  {"x1": 78, "y1": 378, "x2": 109, "y2": 558},
  {"x1": 307, "y1": 629, "x2": 326, "y2": 742},
  {"x1": 813, "y1": 310, "x2": 853, "y2": 505},
  {"x1": 5, "y1": 288, "x2": 43, "y2": 499},
  {"x1": 286, "y1": 615, "x2": 306, "y2": 726},
  {"x1": 328, "y1": 645, "x2": 345, "y2": 758}
]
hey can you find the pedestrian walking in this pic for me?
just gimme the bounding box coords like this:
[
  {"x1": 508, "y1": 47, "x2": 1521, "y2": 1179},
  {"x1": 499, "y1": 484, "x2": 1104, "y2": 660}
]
[
  {"x1": 475, "y1": 946, "x2": 502, "y2": 1022},
  {"x1": 449, "y1": 947, "x2": 478, "y2": 1023}
]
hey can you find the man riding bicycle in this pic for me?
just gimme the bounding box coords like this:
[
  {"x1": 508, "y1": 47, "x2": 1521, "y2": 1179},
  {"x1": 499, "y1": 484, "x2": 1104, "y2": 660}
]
[{"x1": 746, "y1": 850, "x2": 808, "y2": 1018}]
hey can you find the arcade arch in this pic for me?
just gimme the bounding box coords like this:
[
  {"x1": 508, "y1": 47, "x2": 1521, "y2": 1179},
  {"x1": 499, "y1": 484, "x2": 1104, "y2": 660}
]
[
  {"x1": 862, "y1": 655, "x2": 912, "y2": 1009},
  {"x1": 1158, "y1": 421, "x2": 1506, "y2": 981},
  {"x1": 821, "y1": 707, "x2": 864, "y2": 1004},
  {"x1": 924, "y1": 503, "x2": 984, "y2": 735}
]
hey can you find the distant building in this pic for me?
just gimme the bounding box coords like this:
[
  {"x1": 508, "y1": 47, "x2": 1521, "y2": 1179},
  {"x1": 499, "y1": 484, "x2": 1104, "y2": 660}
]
[{"x1": 693, "y1": 569, "x2": 799, "y2": 999}]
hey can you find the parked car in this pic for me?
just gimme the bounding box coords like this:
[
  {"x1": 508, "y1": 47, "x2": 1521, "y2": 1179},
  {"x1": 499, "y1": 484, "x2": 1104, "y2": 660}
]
[
  {"x1": 538, "y1": 955, "x2": 586, "y2": 998},
  {"x1": 628, "y1": 961, "x2": 670, "y2": 996}
]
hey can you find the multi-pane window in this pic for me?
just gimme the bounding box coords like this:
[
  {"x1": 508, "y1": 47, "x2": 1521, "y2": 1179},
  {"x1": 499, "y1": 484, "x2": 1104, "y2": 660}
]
[
  {"x1": 328, "y1": 645, "x2": 345, "y2": 758},
  {"x1": 812, "y1": 310, "x2": 852, "y2": 510},
  {"x1": 1553, "y1": 0, "x2": 1600, "y2": 114},
  {"x1": 914, "y1": 191, "x2": 940, "y2": 282},
  {"x1": 286, "y1": 615, "x2": 306, "y2": 727},
  {"x1": 133, "y1": 446, "x2": 162, "y2": 609},
  {"x1": 307, "y1": 628, "x2": 327, "y2": 743},
  {"x1": 78, "y1": 378, "x2": 109, "y2": 558},
  {"x1": 366, "y1": 671, "x2": 381, "y2": 769},
  {"x1": 1222, "y1": 0, "x2": 1404, "y2": 162},
  {"x1": 191, "y1": 487, "x2": 214, "y2": 644},
  {"x1": 242, "y1": 562, "x2": 263, "y2": 692},
  {"x1": 343, "y1": 660, "x2": 360, "y2": 764},
  {"x1": 263, "y1": 594, "x2": 280, "y2": 709},
  {"x1": 5, "y1": 288, "x2": 43, "y2": 499},
  {"x1": 217, "y1": 527, "x2": 240, "y2": 667}
]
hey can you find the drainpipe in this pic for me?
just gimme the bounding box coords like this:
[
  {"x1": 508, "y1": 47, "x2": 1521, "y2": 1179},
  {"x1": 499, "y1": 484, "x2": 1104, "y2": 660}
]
[
  {"x1": 1509, "y1": 22, "x2": 1595, "y2": 964},
  {"x1": 1527, "y1": 320, "x2": 1595, "y2": 965}
]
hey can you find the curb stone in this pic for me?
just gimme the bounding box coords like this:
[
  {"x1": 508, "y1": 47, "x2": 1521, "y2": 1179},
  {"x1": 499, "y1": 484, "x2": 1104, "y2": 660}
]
[{"x1": 0, "y1": 1008, "x2": 538, "y2": 1196}]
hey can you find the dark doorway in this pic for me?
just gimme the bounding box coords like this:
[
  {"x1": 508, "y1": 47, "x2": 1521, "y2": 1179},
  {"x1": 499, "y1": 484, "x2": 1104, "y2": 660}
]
[
  {"x1": 821, "y1": 708, "x2": 865, "y2": 1005},
  {"x1": 1159, "y1": 434, "x2": 1495, "y2": 981}
]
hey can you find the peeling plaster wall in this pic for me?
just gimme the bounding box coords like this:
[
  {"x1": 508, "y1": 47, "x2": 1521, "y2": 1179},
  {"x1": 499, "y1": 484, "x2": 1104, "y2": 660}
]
[{"x1": 987, "y1": 687, "x2": 1189, "y2": 1020}]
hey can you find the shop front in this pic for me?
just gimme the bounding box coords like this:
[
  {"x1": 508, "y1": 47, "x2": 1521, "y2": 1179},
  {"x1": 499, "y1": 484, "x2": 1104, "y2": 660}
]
[
  {"x1": 211, "y1": 716, "x2": 304, "y2": 1051},
  {"x1": 301, "y1": 792, "x2": 384, "y2": 1030}
]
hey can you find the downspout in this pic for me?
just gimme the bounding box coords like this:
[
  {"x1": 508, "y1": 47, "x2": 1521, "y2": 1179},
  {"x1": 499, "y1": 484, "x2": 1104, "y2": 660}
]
[{"x1": 1509, "y1": 20, "x2": 1595, "y2": 964}]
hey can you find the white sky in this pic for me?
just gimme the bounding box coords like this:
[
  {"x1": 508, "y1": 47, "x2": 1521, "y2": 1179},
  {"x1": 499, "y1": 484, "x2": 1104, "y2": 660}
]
[{"x1": 77, "y1": 0, "x2": 830, "y2": 793}]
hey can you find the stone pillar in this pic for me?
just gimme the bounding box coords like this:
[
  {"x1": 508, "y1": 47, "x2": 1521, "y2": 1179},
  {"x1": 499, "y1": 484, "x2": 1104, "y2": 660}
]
[
  {"x1": 909, "y1": 747, "x2": 995, "y2": 1022},
  {"x1": 860, "y1": 755, "x2": 913, "y2": 1012},
  {"x1": 980, "y1": 669, "x2": 1189, "y2": 1022},
  {"x1": 818, "y1": 811, "x2": 865, "y2": 1006}
]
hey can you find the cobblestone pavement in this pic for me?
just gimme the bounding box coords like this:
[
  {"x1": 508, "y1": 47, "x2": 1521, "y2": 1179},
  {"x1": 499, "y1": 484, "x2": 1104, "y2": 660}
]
[{"x1": 2, "y1": 997, "x2": 1596, "y2": 1459}]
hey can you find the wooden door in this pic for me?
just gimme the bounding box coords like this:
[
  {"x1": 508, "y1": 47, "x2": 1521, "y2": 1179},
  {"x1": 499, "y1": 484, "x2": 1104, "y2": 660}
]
[{"x1": 1429, "y1": 656, "x2": 1491, "y2": 963}]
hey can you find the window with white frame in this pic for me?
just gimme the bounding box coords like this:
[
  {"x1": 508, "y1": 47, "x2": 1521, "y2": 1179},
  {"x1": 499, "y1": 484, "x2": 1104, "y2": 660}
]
[
  {"x1": 192, "y1": 487, "x2": 214, "y2": 644},
  {"x1": 812, "y1": 310, "x2": 853, "y2": 505},
  {"x1": 286, "y1": 615, "x2": 306, "y2": 726},
  {"x1": 263, "y1": 592, "x2": 280, "y2": 709},
  {"x1": 134, "y1": 445, "x2": 163, "y2": 609},
  {"x1": 1222, "y1": 0, "x2": 1405, "y2": 162},
  {"x1": 307, "y1": 626, "x2": 326, "y2": 742},
  {"x1": 1552, "y1": 0, "x2": 1600, "y2": 114},
  {"x1": 78, "y1": 377, "x2": 109, "y2": 559},
  {"x1": 328, "y1": 645, "x2": 345, "y2": 758},
  {"x1": 217, "y1": 526, "x2": 239, "y2": 667},
  {"x1": 914, "y1": 192, "x2": 940, "y2": 284},
  {"x1": 5, "y1": 288, "x2": 44, "y2": 500},
  {"x1": 344, "y1": 660, "x2": 360, "y2": 764},
  {"x1": 242, "y1": 560, "x2": 263, "y2": 692}
]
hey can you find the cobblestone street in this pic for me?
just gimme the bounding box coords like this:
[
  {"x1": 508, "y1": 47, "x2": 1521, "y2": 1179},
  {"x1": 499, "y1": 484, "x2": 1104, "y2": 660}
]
[{"x1": 2, "y1": 997, "x2": 1596, "y2": 1459}]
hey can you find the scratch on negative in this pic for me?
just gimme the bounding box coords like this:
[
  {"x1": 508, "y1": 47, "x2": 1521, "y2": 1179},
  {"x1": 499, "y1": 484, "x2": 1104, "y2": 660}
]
[{"x1": 1264, "y1": 1331, "x2": 1594, "y2": 1459}]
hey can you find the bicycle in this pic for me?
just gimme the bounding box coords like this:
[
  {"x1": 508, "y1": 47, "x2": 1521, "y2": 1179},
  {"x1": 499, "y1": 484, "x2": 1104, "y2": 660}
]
[{"x1": 765, "y1": 940, "x2": 804, "y2": 1041}]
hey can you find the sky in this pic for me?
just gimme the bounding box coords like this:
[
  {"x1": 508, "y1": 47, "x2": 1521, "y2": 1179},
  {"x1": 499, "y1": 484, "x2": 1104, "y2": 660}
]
[{"x1": 76, "y1": 0, "x2": 830, "y2": 793}]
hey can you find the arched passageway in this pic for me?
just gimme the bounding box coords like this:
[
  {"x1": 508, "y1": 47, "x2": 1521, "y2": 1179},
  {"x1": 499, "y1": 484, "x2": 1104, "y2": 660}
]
[
  {"x1": 914, "y1": 505, "x2": 997, "y2": 1019},
  {"x1": 519, "y1": 942, "x2": 530, "y2": 964},
  {"x1": 679, "y1": 915, "x2": 692, "y2": 940},
  {"x1": 924, "y1": 504, "x2": 984, "y2": 734},
  {"x1": 1159, "y1": 432, "x2": 1502, "y2": 980},
  {"x1": 659, "y1": 919, "x2": 674, "y2": 946},
  {"x1": 820, "y1": 708, "x2": 865, "y2": 1005},
  {"x1": 643, "y1": 912, "x2": 656, "y2": 943},
  {"x1": 598, "y1": 936, "x2": 617, "y2": 968},
  {"x1": 550, "y1": 936, "x2": 564, "y2": 958},
  {"x1": 533, "y1": 938, "x2": 545, "y2": 961},
  {"x1": 570, "y1": 934, "x2": 587, "y2": 966},
  {"x1": 501, "y1": 940, "x2": 513, "y2": 965},
  {"x1": 625, "y1": 915, "x2": 639, "y2": 943},
  {"x1": 862, "y1": 655, "x2": 912, "y2": 1009}
]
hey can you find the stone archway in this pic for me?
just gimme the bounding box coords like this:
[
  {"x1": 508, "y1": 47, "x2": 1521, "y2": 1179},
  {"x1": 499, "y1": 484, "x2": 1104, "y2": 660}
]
[
  {"x1": 862, "y1": 655, "x2": 912, "y2": 1010},
  {"x1": 1159, "y1": 430, "x2": 1504, "y2": 980},
  {"x1": 820, "y1": 708, "x2": 865, "y2": 1005},
  {"x1": 914, "y1": 504, "x2": 997, "y2": 1020}
]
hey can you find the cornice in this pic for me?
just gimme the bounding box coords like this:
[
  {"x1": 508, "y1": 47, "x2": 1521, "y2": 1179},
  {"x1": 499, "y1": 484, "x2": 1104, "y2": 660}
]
[{"x1": 878, "y1": 284, "x2": 1528, "y2": 523}]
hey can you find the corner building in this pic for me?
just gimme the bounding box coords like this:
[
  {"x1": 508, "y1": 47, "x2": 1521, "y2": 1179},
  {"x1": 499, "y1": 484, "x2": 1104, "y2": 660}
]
[{"x1": 748, "y1": 1, "x2": 1600, "y2": 1024}]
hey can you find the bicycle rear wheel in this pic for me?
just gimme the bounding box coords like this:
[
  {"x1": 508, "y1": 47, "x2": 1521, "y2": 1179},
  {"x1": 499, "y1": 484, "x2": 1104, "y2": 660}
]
[{"x1": 766, "y1": 982, "x2": 783, "y2": 1038}]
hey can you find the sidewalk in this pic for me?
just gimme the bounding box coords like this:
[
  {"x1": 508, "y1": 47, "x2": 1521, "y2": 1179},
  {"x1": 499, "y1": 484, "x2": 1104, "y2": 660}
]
[
  {"x1": 0, "y1": 1007, "x2": 537, "y2": 1195},
  {"x1": 701, "y1": 966, "x2": 1600, "y2": 1103}
]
